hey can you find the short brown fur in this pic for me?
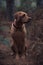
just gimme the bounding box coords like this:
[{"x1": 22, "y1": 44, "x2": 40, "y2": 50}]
[{"x1": 10, "y1": 11, "x2": 31, "y2": 57}]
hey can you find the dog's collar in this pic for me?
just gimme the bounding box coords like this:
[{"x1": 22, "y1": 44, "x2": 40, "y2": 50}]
[
  {"x1": 13, "y1": 24, "x2": 22, "y2": 31},
  {"x1": 13, "y1": 24, "x2": 18, "y2": 29}
]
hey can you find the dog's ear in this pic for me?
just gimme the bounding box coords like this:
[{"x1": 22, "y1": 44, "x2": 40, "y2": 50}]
[
  {"x1": 14, "y1": 13, "x2": 18, "y2": 20},
  {"x1": 15, "y1": 15, "x2": 18, "y2": 20}
]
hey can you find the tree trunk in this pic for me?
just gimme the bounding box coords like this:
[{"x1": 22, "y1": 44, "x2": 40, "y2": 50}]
[
  {"x1": 6, "y1": 0, "x2": 14, "y2": 21},
  {"x1": 37, "y1": 0, "x2": 43, "y2": 7}
]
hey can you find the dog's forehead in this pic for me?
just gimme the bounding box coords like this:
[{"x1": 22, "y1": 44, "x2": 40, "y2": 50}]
[{"x1": 15, "y1": 11, "x2": 27, "y2": 16}]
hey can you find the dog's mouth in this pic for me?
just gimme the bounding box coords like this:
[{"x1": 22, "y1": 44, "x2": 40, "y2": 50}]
[{"x1": 23, "y1": 17, "x2": 32, "y2": 24}]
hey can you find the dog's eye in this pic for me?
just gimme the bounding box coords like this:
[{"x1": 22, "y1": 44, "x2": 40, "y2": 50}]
[{"x1": 22, "y1": 14, "x2": 25, "y2": 18}]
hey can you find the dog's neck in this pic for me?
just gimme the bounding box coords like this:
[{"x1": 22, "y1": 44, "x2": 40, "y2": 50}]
[
  {"x1": 13, "y1": 23, "x2": 23, "y2": 31},
  {"x1": 13, "y1": 19, "x2": 23, "y2": 31}
]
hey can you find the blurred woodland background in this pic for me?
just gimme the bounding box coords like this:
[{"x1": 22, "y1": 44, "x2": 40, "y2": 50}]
[
  {"x1": 0, "y1": 0, "x2": 43, "y2": 65},
  {"x1": 0, "y1": 0, "x2": 43, "y2": 21}
]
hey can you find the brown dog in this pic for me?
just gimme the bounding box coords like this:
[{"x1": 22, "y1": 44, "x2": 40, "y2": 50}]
[{"x1": 10, "y1": 11, "x2": 31, "y2": 57}]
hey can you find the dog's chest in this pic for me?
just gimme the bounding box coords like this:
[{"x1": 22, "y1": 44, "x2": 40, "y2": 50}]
[{"x1": 12, "y1": 31, "x2": 25, "y2": 43}]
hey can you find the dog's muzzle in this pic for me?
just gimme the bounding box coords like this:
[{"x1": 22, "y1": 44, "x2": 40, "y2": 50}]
[{"x1": 23, "y1": 17, "x2": 32, "y2": 24}]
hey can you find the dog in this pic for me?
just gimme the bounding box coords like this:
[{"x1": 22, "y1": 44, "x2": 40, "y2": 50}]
[{"x1": 10, "y1": 11, "x2": 32, "y2": 58}]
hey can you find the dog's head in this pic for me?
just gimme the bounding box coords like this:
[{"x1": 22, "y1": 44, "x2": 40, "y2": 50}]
[{"x1": 13, "y1": 11, "x2": 32, "y2": 28}]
